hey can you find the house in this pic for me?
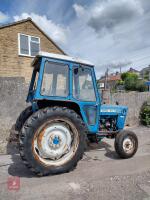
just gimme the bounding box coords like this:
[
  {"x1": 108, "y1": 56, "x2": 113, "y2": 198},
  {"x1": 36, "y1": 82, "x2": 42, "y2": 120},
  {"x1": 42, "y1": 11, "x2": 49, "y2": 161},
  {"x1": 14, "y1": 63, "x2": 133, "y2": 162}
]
[
  {"x1": 97, "y1": 73, "x2": 121, "y2": 90},
  {"x1": 140, "y1": 66, "x2": 150, "y2": 80},
  {"x1": 0, "y1": 18, "x2": 65, "y2": 82},
  {"x1": 127, "y1": 67, "x2": 140, "y2": 76}
]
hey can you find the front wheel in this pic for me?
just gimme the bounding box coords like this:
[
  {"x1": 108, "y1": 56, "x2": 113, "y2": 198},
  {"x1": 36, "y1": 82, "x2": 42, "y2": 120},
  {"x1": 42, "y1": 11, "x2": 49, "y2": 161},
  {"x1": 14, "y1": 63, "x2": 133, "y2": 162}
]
[
  {"x1": 114, "y1": 130, "x2": 138, "y2": 159},
  {"x1": 19, "y1": 107, "x2": 87, "y2": 176}
]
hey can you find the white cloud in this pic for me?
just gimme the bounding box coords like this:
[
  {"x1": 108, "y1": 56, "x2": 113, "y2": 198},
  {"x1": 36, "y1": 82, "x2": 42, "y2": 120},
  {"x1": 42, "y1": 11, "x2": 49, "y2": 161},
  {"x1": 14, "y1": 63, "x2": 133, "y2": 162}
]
[
  {"x1": 12, "y1": 1, "x2": 150, "y2": 77},
  {"x1": 88, "y1": 0, "x2": 144, "y2": 33},
  {"x1": 0, "y1": 11, "x2": 9, "y2": 23},
  {"x1": 65, "y1": 0, "x2": 150, "y2": 78},
  {"x1": 73, "y1": 0, "x2": 144, "y2": 35},
  {"x1": 13, "y1": 13, "x2": 68, "y2": 45},
  {"x1": 73, "y1": 4, "x2": 85, "y2": 17}
]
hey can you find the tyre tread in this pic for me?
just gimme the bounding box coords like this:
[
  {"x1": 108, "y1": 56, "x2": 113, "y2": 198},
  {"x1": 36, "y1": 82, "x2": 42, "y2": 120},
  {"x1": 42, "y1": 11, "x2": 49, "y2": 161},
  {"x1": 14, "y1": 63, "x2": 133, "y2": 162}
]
[{"x1": 19, "y1": 106, "x2": 87, "y2": 176}]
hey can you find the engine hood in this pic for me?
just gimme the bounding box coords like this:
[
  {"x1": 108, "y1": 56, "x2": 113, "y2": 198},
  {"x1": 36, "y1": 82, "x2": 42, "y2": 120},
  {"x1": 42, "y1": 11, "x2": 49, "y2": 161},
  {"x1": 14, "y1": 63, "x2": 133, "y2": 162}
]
[{"x1": 100, "y1": 104, "x2": 128, "y2": 116}]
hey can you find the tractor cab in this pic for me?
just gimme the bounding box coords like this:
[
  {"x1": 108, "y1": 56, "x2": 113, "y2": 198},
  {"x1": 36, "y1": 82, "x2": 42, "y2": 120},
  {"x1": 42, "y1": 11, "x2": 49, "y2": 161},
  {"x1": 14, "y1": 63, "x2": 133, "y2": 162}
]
[{"x1": 27, "y1": 52, "x2": 100, "y2": 133}]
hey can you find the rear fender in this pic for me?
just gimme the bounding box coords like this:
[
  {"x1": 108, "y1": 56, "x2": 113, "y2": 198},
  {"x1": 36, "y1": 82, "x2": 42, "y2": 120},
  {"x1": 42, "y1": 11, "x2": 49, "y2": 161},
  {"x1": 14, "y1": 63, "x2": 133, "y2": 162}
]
[{"x1": 36, "y1": 100, "x2": 99, "y2": 133}]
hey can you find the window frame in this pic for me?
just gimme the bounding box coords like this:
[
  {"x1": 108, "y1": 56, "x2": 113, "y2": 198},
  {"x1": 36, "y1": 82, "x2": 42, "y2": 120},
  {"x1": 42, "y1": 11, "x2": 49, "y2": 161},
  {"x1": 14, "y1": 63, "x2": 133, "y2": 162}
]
[
  {"x1": 72, "y1": 65, "x2": 97, "y2": 102},
  {"x1": 18, "y1": 33, "x2": 40, "y2": 57},
  {"x1": 40, "y1": 60, "x2": 69, "y2": 98}
]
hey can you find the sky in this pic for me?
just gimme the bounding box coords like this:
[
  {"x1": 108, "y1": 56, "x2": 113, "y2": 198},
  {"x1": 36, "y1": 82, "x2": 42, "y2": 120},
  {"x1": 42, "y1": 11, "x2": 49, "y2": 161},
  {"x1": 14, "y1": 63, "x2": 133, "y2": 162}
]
[{"x1": 0, "y1": 0, "x2": 150, "y2": 78}]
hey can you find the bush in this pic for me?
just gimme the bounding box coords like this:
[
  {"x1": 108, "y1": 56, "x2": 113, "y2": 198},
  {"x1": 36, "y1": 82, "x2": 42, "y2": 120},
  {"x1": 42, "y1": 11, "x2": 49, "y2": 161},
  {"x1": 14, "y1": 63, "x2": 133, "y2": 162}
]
[
  {"x1": 124, "y1": 76, "x2": 137, "y2": 91},
  {"x1": 122, "y1": 72, "x2": 148, "y2": 92},
  {"x1": 121, "y1": 72, "x2": 138, "y2": 81},
  {"x1": 116, "y1": 80, "x2": 124, "y2": 85},
  {"x1": 135, "y1": 80, "x2": 148, "y2": 92},
  {"x1": 140, "y1": 99, "x2": 150, "y2": 126}
]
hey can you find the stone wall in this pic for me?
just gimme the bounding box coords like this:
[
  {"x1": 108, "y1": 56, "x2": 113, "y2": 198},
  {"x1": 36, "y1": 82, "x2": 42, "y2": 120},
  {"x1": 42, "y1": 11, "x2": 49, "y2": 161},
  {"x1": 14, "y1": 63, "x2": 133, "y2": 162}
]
[
  {"x1": 101, "y1": 90, "x2": 150, "y2": 126},
  {"x1": 0, "y1": 77, "x2": 28, "y2": 153},
  {"x1": 111, "y1": 91, "x2": 150, "y2": 125}
]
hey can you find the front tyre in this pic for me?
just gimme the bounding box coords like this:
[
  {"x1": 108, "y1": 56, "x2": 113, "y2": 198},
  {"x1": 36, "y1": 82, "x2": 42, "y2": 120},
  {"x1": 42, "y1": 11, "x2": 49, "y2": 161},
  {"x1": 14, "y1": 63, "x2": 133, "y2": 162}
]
[
  {"x1": 19, "y1": 107, "x2": 86, "y2": 176},
  {"x1": 114, "y1": 130, "x2": 138, "y2": 159}
]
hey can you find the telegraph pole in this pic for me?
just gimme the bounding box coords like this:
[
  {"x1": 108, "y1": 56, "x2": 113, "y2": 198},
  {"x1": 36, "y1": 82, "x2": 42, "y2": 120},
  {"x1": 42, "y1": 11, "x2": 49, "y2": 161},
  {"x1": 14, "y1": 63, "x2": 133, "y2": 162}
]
[
  {"x1": 149, "y1": 65, "x2": 150, "y2": 91},
  {"x1": 104, "y1": 68, "x2": 109, "y2": 90}
]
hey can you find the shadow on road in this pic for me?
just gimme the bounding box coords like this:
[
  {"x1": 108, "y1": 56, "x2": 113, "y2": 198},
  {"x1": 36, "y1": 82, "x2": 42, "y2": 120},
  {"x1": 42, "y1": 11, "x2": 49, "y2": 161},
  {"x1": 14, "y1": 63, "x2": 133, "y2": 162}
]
[
  {"x1": 7, "y1": 124, "x2": 119, "y2": 177},
  {"x1": 85, "y1": 140, "x2": 120, "y2": 160},
  {"x1": 7, "y1": 124, "x2": 36, "y2": 178}
]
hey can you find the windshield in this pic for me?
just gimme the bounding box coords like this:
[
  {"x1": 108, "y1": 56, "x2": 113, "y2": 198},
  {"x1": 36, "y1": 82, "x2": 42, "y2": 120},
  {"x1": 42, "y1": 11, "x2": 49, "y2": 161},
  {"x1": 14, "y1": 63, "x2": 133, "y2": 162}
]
[
  {"x1": 41, "y1": 61, "x2": 69, "y2": 97},
  {"x1": 73, "y1": 66, "x2": 96, "y2": 101}
]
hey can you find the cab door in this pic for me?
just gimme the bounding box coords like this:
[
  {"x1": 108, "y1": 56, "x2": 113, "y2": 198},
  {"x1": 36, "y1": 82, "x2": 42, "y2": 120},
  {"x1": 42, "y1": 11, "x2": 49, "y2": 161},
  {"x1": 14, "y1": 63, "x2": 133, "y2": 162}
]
[{"x1": 72, "y1": 65, "x2": 100, "y2": 133}]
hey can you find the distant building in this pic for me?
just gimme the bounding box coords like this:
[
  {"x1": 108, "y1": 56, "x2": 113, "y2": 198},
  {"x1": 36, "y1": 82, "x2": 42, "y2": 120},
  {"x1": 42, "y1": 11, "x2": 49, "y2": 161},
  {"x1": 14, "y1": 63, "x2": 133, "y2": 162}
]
[
  {"x1": 140, "y1": 66, "x2": 150, "y2": 79},
  {"x1": 97, "y1": 73, "x2": 121, "y2": 90},
  {"x1": 0, "y1": 18, "x2": 65, "y2": 82},
  {"x1": 127, "y1": 67, "x2": 140, "y2": 75}
]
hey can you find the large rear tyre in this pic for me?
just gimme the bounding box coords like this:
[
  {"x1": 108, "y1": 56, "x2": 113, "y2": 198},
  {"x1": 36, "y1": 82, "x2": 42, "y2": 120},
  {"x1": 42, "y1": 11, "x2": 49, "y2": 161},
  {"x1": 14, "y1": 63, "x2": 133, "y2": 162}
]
[
  {"x1": 19, "y1": 107, "x2": 87, "y2": 176},
  {"x1": 114, "y1": 130, "x2": 138, "y2": 159},
  {"x1": 15, "y1": 106, "x2": 33, "y2": 132}
]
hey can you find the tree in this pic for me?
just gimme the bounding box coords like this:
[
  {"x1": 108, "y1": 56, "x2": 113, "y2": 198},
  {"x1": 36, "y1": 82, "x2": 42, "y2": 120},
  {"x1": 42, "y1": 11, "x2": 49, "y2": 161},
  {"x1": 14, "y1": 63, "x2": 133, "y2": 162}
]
[
  {"x1": 135, "y1": 80, "x2": 148, "y2": 92},
  {"x1": 123, "y1": 73, "x2": 138, "y2": 91},
  {"x1": 121, "y1": 72, "x2": 131, "y2": 81},
  {"x1": 121, "y1": 72, "x2": 138, "y2": 81},
  {"x1": 124, "y1": 75, "x2": 147, "y2": 92},
  {"x1": 124, "y1": 76, "x2": 136, "y2": 91}
]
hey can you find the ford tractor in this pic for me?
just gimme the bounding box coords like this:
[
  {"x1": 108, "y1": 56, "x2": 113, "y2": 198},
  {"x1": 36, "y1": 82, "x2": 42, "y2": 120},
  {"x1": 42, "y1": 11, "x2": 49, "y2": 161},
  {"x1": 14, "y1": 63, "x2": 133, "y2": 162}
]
[{"x1": 15, "y1": 52, "x2": 138, "y2": 176}]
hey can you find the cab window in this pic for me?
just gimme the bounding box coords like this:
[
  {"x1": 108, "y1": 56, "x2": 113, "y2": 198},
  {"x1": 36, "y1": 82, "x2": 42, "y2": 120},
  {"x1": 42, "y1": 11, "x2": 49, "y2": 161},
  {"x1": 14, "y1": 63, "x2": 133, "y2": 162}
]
[
  {"x1": 73, "y1": 66, "x2": 96, "y2": 101},
  {"x1": 41, "y1": 61, "x2": 69, "y2": 97}
]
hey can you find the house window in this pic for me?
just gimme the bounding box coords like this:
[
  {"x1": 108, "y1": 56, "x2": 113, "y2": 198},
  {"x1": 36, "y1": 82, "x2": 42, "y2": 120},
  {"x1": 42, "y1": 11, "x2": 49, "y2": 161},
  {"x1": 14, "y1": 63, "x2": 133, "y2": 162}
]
[{"x1": 18, "y1": 33, "x2": 40, "y2": 57}]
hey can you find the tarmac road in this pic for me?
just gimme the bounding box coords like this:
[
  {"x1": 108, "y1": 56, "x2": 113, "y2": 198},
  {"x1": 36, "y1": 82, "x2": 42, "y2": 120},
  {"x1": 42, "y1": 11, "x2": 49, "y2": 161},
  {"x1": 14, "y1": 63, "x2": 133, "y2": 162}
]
[{"x1": 0, "y1": 126, "x2": 150, "y2": 200}]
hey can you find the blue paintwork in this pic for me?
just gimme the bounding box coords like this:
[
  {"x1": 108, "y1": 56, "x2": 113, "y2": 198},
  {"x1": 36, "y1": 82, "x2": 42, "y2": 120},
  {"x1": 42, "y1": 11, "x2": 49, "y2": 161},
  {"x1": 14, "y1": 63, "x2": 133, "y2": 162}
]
[
  {"x1": 100, "y1": 104, "x2": 128, "y2": 130},
  {"x1": 53, "y1": 136, "x2": 59, "y2": 145},
  {"x1": 145, "y1": 81, "x2": 150, "y2": 86},
  {"x1": 27, "y1": 56, "x2": 128, "y2": 134}
]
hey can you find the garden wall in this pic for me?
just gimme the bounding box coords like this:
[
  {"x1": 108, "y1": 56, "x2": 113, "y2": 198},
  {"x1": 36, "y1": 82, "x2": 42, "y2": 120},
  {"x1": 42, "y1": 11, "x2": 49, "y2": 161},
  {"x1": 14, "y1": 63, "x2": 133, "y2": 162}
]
[
  {"x1": 0, "y1": 77, "x2": 28, "y2": 153},
  {"x1": 101, "y1": 90, "x2": 150, "y2": 126}
]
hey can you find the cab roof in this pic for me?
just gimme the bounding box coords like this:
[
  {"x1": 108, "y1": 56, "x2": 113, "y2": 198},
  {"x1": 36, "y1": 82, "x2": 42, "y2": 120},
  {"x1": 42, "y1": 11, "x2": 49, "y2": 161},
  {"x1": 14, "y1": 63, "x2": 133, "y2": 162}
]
[{"x1": 32, "y1": 51, "x2": 94, "y2": 67}]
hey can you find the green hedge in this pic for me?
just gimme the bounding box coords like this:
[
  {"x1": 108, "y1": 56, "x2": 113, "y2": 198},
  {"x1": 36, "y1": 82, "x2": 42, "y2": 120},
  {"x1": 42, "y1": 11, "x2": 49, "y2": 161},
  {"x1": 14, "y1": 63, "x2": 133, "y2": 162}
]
[{"x1": 140, "y1": 99, "x2": 150, "y2": 126}]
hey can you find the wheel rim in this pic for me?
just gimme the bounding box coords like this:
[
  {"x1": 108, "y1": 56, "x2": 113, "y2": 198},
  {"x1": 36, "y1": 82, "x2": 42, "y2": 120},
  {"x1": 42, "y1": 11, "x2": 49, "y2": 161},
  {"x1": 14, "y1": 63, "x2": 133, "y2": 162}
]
[
  {"x1": 32, "y1": 118, "x2": 79, "y2": 166},
  {"x1": 122, "y1": 137, "x2": 135, "y2": 154}
]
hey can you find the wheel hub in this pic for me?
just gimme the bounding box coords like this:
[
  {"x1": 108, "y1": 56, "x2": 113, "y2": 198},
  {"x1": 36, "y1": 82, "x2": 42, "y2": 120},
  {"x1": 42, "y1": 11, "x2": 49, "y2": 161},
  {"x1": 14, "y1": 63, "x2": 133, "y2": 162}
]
[
  {"x1": 123, "y1": 138, "x2": 134, "y2": 153},
  {"x1": 52, "y1": 136, "x2": 60, "y2": 145},
  {"x1": 36, "y1": 124, "x2": 72, "y2": 160},
  {"x1": 48, "y1": 135, "x2": 61, "y2": 149}
]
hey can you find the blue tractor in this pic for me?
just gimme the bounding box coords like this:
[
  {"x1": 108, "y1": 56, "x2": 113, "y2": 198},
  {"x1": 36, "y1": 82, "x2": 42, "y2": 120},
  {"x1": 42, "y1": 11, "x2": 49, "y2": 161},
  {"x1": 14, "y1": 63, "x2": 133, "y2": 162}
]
[{"x1": 16, "y1": 52, "x2": 138, "y2": 176}]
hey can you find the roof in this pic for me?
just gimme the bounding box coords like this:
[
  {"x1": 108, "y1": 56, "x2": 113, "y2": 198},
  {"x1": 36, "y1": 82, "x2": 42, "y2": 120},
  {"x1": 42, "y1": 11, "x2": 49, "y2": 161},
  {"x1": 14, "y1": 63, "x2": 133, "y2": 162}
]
[
  {"x1": 128, "y1": 67, "x2": 140, "y2": 73},
  {"x1": 107, "y1": 74, "x2": 121, "y2": 81},
  {"x1": 98, "y1": 74, "x2": 121, "y2": 82},
  {"x1": 0, "y1": 18, "x2": 65, "y2": 55},
  {"x1": 140, "y1": 66, "x2": 150, "y2": 73},
  {"x1": 32, "y1": 51, "x2": 94, "y2": 66}
]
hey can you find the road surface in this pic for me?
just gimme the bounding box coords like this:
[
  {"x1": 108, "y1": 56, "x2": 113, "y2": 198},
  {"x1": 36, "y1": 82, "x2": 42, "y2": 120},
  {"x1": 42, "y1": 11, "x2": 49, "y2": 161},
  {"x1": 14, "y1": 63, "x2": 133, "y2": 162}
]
[{"x1": 0, "y1": 126, "x2": 150, "y2": 200}]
